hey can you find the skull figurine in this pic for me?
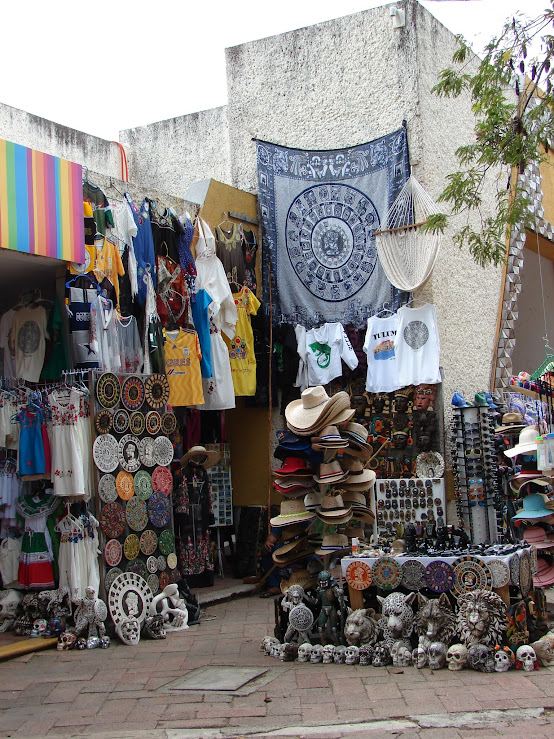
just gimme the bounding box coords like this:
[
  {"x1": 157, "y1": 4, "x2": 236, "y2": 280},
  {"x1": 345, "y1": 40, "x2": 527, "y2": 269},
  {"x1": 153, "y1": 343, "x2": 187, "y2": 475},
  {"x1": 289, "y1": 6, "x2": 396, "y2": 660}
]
[
  {"x1": 359, "y1": 645, "x2": 374, "y2": 666},
  {"x1": 76, "y1": 637, "x2": 87, "y2": 650},
  {"x1": 297, "y1": 643, "x2": 313, "y2": 663},
  {"x1": 116, "y1": 617, "x2": 141, "y2": 646},
  {"x1": 467, "y1": 644, "x2": 495, "y2": 673},
  {"x1": 143, "y1": 615, "x2": 167, "y2": 640},
  {"x1": 270, "y1": 643, "x2": 282, "y2": 659},
  {"x1": 99, "y1": 636, "x2": 111, "y2": 649},
  {"x1": 333, "y1": 645, "x2": 346, "y2": 664},
  {"x1": 428, "y1": 642, "x2": 447, "y2": 670},
  {"x1": 310, "y1": 644, "x2": 324, "y2": 663},
  {"x1": 412, "y1": 646, "x2": 427, "y2": 669},
  {"x1": 31, "y1": 619, "x2": 47, "y2": 638},
  {"x1": 86, "y1": 637, "x2": 100, "y2": 649},
  {"x1": 516, "y1": 645, "x2": 538, "y2": 672},
  {"x1": 262, "y1": 636, "x2": 280, "y2": 655},
  {"x1": 372, "y1": 643, "x2": 392, "y2": 667},
  {"x1": 57, "y1": 631, "x2": 76, "y2": 651},
  {"x1": 345, "y1": 645, "x2": 360, "y2": 665},
  {"x1": 322, "y1": 644, "x2": 335, "y2": 664},
  {"x1": 446, "y1": 644, "x2": 468, "y2": 671},
  {"x1": 494, "y1": 646, "x2": 515, "y2": 672},
  {"x1": 391, "y1": 641, "x2": 412, "y2": 668}
]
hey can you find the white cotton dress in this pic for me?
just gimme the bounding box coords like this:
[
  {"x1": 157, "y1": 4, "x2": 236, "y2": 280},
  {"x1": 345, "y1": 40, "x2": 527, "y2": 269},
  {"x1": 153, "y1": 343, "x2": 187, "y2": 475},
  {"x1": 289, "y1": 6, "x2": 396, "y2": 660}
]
[{"x1": 48, "y1": 389, "x2": 85, "y2": 497}]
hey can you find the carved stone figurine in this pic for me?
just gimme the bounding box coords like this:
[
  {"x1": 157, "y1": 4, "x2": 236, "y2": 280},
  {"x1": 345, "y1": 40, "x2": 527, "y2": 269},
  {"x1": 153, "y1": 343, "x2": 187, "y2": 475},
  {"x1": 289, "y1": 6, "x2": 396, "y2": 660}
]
[
  {"x1": 358, "y1": 645, "x2": 374, "y2": 666},
  {"x1": 428, "y1": 642, "x2": 447, "y2": 670},
  {"x1": 344, "y1": 608, "x2": 380, "y2": 647},
  {"x1": 516, "y1": 644, "x2": 539, "y2": 672},
  {"x1": 377, "y1": 591, "x2": 416, "y2": 650},
  {"x1": 72, "y1": 587, "x2": 107, "y2": 641},
  {"x1": 0, "y1": 589, "x2": 23, "y2": 632},
  {"x1": 530, "y1": 637, "x2": 554, "y2": 667},
  {"x1": 281, "y1": 585, "x2": 317, "y2": 645},
  {"x1": 150, "y1": 584, "x2": 189, "y2": 631},
  {"x1": 315, "y1": 570, "x2": 345, "y2": 646},
  {"x1": 415, "y1": 594, "x2": 456, "y2": 659},
  {"x1": 391, "y1": 640, "x2": 412, "y2": 668},
  {"x1": 345, "y1": 645, "x2": 360, "y2": 665},
  {"x1": 297, "y1": 643, "x2": 313, "y2": 663},
  {"x1": 116, "y1": 617, "x2": 141, "y2": 646},
  {"x1": 38, "y1": 586, "x2": 72, "y2": 620},
  {"x1": 467, "y1": 644, "x2": 496, "y2": 672},
  {"x1": 372, "y1": 643, "x2": 392, "y2": 667},
  {"x1": 456, "y1": 590, "x2": 506, "y2": 648},
  {"x1": 446, "y1": 644, "x2": 468, "y2": 671},
  {"x1": 142, "y1": 615, "x2": 167, "y2": 640}
]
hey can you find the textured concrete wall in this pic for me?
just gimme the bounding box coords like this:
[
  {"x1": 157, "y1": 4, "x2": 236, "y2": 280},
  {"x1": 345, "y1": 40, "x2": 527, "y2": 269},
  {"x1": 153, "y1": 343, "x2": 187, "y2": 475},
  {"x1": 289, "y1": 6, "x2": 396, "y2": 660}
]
[
  {"x1": 120, "y1": 107, "x2": 232, "y2": 200},
  {"x1": 0, "y1": 102, "x2": 124, "y2": 178}
]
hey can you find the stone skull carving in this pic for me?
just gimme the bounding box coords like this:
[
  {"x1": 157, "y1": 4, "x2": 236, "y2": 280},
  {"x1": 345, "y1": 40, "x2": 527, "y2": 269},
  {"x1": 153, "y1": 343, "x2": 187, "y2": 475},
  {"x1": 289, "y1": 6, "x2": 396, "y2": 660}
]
[
  {"x1": 57, "y1": 631, "x2": 76, "y2": 651},
  {"x1": 143, "y1": 615, "x2": 166, "y2": 640},
  {"x1": 412, "y1": 645, "x2": 427, "y2": 669},
  {"x1": 358, "y1": 645, "x2": 374, "y2": 666},
  {"x1": 297, "y1": 643, "x2": 313, "y2": 662},
  {"x1": 494, "y1": 646, "x2": 514, "y2": 672},
  {"x1": 333, "y1": 645, "x2": 346, "y2": 664},
  {"x1": 322, "y1": 644, "x2": 335, "y2": 664},
  {"x1": 530, "y1": 638, "x2": 554, "y2": 667},
  {"x1": 262, "y1": 636, "x2": 280, "y2": 655},
  {"x1": 345, "y1": 645, "x2": 360, "y2": 665},
  {"x1": 116, "y1": 617, "x2": 141, "y2": 646},
  {"x1": 310, "y1": 644, "x2": 324, "y2": 663},
  {"x1": 428, "y1": 642, "x2": 447, "y2": 670},
  {"x1": 280, "y1": 643, "x2": 298, "y2": 662},
  {"x1": 467, "y1": 644, "x2": 495, "y2": 672},
  {"x1": 391, "y1": 641, "x2": 412, "y2": 668},
  {"x1": 270, "y1": 643, "x2": 282, "y2": 659},
  {"x1": 516, "y1": 645, "x2": 538, "y2": 672},
  {"x1": 446, "y1": 644, "x2": 467, "y2": 671},
  {"x1": 372, "y1": 643, "x2": 392, "y2": 667}
]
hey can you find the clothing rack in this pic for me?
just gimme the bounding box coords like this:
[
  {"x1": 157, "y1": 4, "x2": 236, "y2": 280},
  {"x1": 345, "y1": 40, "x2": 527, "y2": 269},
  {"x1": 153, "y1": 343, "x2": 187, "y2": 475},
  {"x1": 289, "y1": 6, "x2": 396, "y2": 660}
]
[{"x1": 227, "y1": 211, "x2": 259, "y2": 227}]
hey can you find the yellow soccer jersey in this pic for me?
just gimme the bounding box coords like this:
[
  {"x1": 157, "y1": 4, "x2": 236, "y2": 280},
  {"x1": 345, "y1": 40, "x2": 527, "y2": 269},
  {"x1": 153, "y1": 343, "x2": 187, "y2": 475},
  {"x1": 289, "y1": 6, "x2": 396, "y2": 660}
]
[{"x1": 163, "y1": 328, "x2": 205, "y2": 407}]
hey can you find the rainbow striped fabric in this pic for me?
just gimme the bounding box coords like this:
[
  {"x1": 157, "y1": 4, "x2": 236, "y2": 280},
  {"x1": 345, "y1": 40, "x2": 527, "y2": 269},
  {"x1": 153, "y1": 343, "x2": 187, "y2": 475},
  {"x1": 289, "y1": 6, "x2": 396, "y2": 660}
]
[{"x1": 0, "y1": 138, "x2": 85, "y2": 262}]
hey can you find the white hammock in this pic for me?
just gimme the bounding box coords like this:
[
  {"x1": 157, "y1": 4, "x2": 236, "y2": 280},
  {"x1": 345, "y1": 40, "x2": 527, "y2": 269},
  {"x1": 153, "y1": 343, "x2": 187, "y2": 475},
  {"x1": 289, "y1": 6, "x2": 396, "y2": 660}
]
[{"x1": 375, "y1": 175, "x2": 442, "y2": 292}]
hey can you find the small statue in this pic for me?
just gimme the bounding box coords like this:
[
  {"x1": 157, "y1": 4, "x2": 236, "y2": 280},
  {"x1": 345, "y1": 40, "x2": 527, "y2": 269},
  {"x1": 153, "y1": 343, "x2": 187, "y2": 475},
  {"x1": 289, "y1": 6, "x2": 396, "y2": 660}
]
[
  {"x1": 344, "y1": 608, "x2": 380, "y2": 647},
  {"x1": 72, "y1": 587, "x2": 107, "y2": 640},
  {"x1": 116, "y1": 617, "x2": 141, "y2": 646},
  {"x1": 415, "y1": 594, "x2": 456, "y2": 658},
  {"x1": 372, "y1": 643, "x2": 392, "y2": 667},
  {"x1": 428, "y1": 642, "x2": 447, "y2": 670},
  {"x1": 467, "y1": 644, "x2": 496, "y2": 672},
  {"x1": 376, "y1": 591, "x2": 416, "y2": 650},
  {"x1": 456, "y1": 590, "x2": 506, "y2": 648},
  {"x1": 14, "y1": 593, "x2": 44, "y2": 635},
  {"x1": 530, "y1": 637, "x2": 554, "y2": 667},
  {"x1": 446, "y1": 644, "x2": 468, "y2": 671},
  {"x1": 38, "y1": 586, "x2": 72, "y2": 620},
  {"x1": 516, "y1": 645, "x2": 539, "y2": 672},
  {"x1": 391, "y1": 640, "x2": 412, "y2": 667},
  {"x1": 143, "y1": 615, "x2": 167, "y2": 640},
  {"x1": 494, "y1": 645, "x2": 515, "y2": 672},
  {"x1": 150, "y1": 584, "x2": 189, "y2": 631},
  {"x1": 0, "y1": 589, "x2": 23, "y2": 632},
  {"x1": 315, "y1": 570, "x2": 345, "y2": 646},
  {"x1": 281, "y1": 584, "x2": 317, "y2": 644}
]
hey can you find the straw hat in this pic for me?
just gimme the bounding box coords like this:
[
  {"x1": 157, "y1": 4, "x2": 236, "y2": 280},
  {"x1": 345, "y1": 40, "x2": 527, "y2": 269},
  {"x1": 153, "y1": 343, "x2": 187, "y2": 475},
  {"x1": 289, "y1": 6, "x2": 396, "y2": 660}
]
[
  {"x1": 512, "y1": 493, "x2": 554, "y2": 520},
  {"x1": 504, "y1": 425, "x2": 540, "y2": 458},
  {"x1": 180, "y1": 445, "x2": 221, "y2": 469},
  {"x1": 350, "y1": 509, "x2": 375, "y2": 525},
  {"x1": 311, "y1": 426, "x2": 349, "y2": 449},
  {"x1": 271, "y1": 524, "x2": 310, "y2": 560},
  {"x1": 510, "y1": 473, "x2": 552, "y2": 494},
  {"x1": 315, "y1": 533, "x2": 351, "y2": 556},
  {"x1": 313, "y1": 461, "x2": 348, "y2": 485},
  {"x1": 272, "y1": 539, "x2": 316, "y2": 565},
  {"x1": 523, "y1": 526, "x2": 554, "y2": 549},
  {"x1": 315, "y1": 494, "x2": 352, "y2": 524},
  {"x1": 280, "y1": 569, "x2": 317, "y2": 594},
  {"x1": 534, "y1": 557, "x2": 554, "y2": 588},
  {"x1": 270, "y1": 499, "x2": 316, "y2": 527},
  {"x1": 285, "y1": 386, "x2": 332, "y2": 431},
  {"x1": 304, "y1": 491, "x2": 323, "y2": 511},
  {"x1": 496, "y1": 412, "x2": 526, "y2": 434}
]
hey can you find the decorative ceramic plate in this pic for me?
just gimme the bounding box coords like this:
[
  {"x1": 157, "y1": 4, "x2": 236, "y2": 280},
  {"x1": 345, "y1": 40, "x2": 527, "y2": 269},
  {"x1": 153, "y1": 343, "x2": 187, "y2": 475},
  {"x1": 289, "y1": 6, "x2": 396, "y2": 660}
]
[
  {"x1": 145, "y1": 411, "x2": 161, "y2": 436},
  {"x1": 148, "y1": 491, "x2": 171, "y2": 528},
  {"x1": 113, "y1": 409, "x2": 130, "y2": 435},
  {"x1": 452, "y1": 555, "x2": 492, "y2": 597},
  {"x1": 98, "y1": 474, "x2": 118, "y2": 503},
  {"x1": 140, "y1": 529, "x2": 158, "y2": 556},
  {"x1": 108, "y1": 572, "x2": 153, "y2": 626},
  {"x1": 519, "y1": 549, "x2": 532, "y2": 597},
  {"x1": 161, "y1": 411, "x2": 177, "y2": 435},
  {"x1": 487, "y1": 558, "x2": 510, "y2": 588},
  {"x1": 415, "y1": 452, "x2": 445, "y2": 480},
  {"x1": 118, "y1": 434, "x2": 141, "y2": 473},
  {"x1": 372, "y1": 556, "x2": 402, "y2": 590},
  {"x1": 169, "y1": 568, "x2": 180, "y2": 584},
  {"x1": 139, "y1": 437, "x2": 156, "y2": 467},
  {"x1": 157, "y1": 555, "x2": 166, "y2": 572},
  {"x1": 425, "y1": 560, "x2": 455, "y2": 593},
  {"x1": 121, "y1": 375, "x2": 145, "y2": 412},
  {"x1": 147, "y1": 556, "x2": 158, "y2": 573},
  {"x1": 134, "y1": 470, "x2": 153, "y2": 501},
  {"x1": 288, "y1": 604, "x2": 314, "y2": 632},
  {"x1": 158, "y1": 529, "x2": 175, "y2": 556},
  {"x1": 167, "y1": 552, "x2": 177, "y2": 570},
  {"x1": 96, "y1": 372, "x2": 121, "y2": 409},
  {"x1": 95, "y1": 410, "x2": 113, "y2": 435},
  {"x1": 530, "y1": 546, "x2": 538, "y2": 575},
  {"x1": 100, "y1": 501, "x2": 126, "y2": 538},
  {"x1": 158, "y1": 571, "x2": 170, "y2": 590},
  {"x1": 401, "y1": 559, "x2": 426, "y2": 591},
  {"x1": 93, "y1": 434, "x2": 119, "y2": 473},
  {"x1": 105, "y1": 567, "x2": 122, "y2": 594},
  {"x1": 104, "y1": 539, "x2": 122, "y2": 567},
  {"x1": 510, "y1": 553, "x2": 520, "y2": 586},
  {"x1": 154, "y1": 436, "x2": 174, "y2": 467},
  {"x1": 116, "y1": 470, "x2": 135, "y2": 501},
  {"x1": 144, "y1": 373, "x2": 170, "y2": 410},
  {"x1": 125, "y1": 497, "x2": 148, "y2": 532},
  {"x1": 147, "y1": 574, "x2": 160, "y2": 595},
  {"x1": 125, "y1": 558, "x2": 148, "y2": 581},
  {"x1": 345, "y1": 560, "x2": 372, "y2": 590},
  {"x1": 129, "y1": 412, "x2": 145, "y2": 437},
  {"x1": 124, "y1": 534, "x2": 140, "y2": 561},
  {"x1": 152, "y1": 466, "x2": 173, "y2": 496}
]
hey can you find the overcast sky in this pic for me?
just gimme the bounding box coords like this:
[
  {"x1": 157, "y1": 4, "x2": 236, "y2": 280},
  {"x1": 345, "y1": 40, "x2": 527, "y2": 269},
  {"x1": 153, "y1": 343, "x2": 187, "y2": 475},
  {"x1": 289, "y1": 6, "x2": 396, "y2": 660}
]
[{"x1": 0, "y1": 0, "x2": 547, "y2": 141}]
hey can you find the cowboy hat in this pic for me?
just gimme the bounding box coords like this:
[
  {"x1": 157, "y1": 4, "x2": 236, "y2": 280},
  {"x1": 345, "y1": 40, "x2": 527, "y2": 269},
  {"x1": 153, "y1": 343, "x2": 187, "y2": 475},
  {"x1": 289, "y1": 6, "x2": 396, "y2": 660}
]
[
  {"x1": 523, "y1": 525, "x2": 554, "y2": 549},
  {"x1": 313, "y1": 461, "x2": 348, "y2": 485},
  {"x1": 496, "y1": 412, "x2": 526, "y2": 434},
  {"x1": 311, "y1": 426, "x2": 350, "y2": 449},
  {"x1": 180, "y1": 445, "x2": 221, "y2": 469},
  {"x1": 280, "y1": 569, "x2": 317, "y2": 594},
  {"x1": 274, "y1": 456, "x2": 313, "y2": 477},
  {"x1": 315, "y1": 533, "x2": 351, "y2": 556},
  {"x1": 534, "y1": 557, "x2": 554, "y2": 588},
  {"x1": 315, "y1": 494, "x2": 352, "y2": 524},
  {"x1": 270, "y1": 499, "x2": 316, "y2": 527},
  {"x1": 271, "y1": 524, "x2": 310, "y2": 560},
  {"x1": 285, "y1": 386, "x2": 332, "y2": 431},
  {"x1": 504, "y1": 425, "x2": 540, "y2": 458}
]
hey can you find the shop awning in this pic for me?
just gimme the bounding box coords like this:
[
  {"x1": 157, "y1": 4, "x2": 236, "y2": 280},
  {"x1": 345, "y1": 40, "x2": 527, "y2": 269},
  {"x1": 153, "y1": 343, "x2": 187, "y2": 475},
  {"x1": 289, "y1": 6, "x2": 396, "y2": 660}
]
[{"x1": 0, "y1": 138, "x2": 85, "y2": 263}]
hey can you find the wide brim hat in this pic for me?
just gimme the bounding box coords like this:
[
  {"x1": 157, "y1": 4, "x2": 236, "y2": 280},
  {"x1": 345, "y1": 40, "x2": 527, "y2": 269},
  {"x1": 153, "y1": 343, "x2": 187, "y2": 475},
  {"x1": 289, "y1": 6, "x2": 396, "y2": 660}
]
[
  {"x1": 276, "y1": 428, "x2": 312, "y2": 452},
  {"x1": 315, "y1": 494, "x2": 352, "y2": 523},
  {"x1": 315, "y1": 533, "x2": 351, "y2": 556},
  {"x1": 272, "y1": 524, "x2": 310, "y2": 559},
  {"x1": 504, "y1": 425, "x2": 540, "y2": 458},
  {"x1": 510, "y1": 473, "x2": 552, "y2": 494},
  {"x1": 313, "y1": 461, "x2": 348, "y2": 485},
  {"x1": 311, "y1": 425, "x2": 350, "y2": 448},
  {"x1": 274, "y1": 456, "x2": 313, "y2": 477},
  {"x1": 180, "y1": 445, "x2": 221, "y2": 469},
  {"x1": 341, "y1": 490, "x2": 367, "y2": 507},
  {"x1": 284, "y1": 386, "x2": 333, "y2": 431},
  {"x1": 342, "y1": 422, "x2": 372, "y2": 449},
  {"x1": 496, "y1": 412, "x2": 526, "y2": 434},
  {"x1": 272, "y1": 541, "x2": 316, "y2": 565},
  {"x1": 523, "y1": 525, "x2": 554, "y2": 549},
  {"x1": 270, "y1": 499, "x2": 316, "y2": 527},
  {"x1": 304, "y1": 491, "x2": 323, "y2": 511},
  {"x1": 280, "y1": 569, "x2": 317, "y2": 594},
  {"x1": 512, "y1": 493, "x2": 554, "y2": 520},
  {"x1": 341, "y1": 475, "x2": 376, "y2": 492},
  {"x1": 344, "y1": 469, "x2": 376, "y2": 486},
  {"x1": 350, "y1": 509, "x2": 375, "y2": 525},
  {"x1": 534, "y1": 557, "x2": 554, "y2": 587}
]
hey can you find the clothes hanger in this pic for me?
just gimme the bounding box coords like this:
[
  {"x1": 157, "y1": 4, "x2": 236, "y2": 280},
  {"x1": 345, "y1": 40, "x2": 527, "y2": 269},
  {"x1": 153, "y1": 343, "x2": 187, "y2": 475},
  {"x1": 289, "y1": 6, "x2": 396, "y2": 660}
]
[
  {"x1": 376, "y1": 302, "x2": 394, "y2": 318},
  {"x1": 217, "y1": 212, "x2": 235, "y2": 232},
  {"x1": 65, "y1": 272, "x2": 102, "y2": 293}
]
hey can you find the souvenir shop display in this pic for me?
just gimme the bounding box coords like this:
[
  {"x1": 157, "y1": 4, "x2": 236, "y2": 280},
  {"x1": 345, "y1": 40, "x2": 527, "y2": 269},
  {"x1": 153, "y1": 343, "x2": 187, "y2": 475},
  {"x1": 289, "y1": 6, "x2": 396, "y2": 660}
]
[{"x1": 207, "y1": 444, "x2": 233, "y2": 527}]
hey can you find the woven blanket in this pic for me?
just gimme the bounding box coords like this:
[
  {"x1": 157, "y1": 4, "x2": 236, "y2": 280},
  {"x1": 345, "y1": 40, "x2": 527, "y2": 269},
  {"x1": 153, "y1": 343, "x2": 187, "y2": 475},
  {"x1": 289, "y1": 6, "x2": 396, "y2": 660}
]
[{"x1": 256, "y1": 128, "x2": 410, "y2": 328}]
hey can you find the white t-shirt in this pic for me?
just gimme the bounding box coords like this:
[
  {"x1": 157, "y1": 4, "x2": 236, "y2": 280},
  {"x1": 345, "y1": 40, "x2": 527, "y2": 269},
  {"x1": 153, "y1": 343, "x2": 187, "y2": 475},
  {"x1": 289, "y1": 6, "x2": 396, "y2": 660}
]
[
  {"x1": 395, "y1": 303, "x2": 441, "y2": 386},
  {"x1": 12, "y1": 306, "x2": 48, "y2": 383},
  {"x1": 0, "y1": 309, "x2": 16, "y2": 377},
  {"x1": 363, "y1": 313, "x2": 400, "y2": 392},
  {"x1": 297, "y1": 322, "x2": 358, "y2": 389}
]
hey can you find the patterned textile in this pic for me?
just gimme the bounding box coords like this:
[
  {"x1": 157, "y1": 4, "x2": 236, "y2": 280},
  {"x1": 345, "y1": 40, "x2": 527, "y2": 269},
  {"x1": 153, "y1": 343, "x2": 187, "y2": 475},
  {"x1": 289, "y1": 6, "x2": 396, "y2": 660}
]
[{"x1": 256, "y1": 128, "x2": 410, "y2": 328}]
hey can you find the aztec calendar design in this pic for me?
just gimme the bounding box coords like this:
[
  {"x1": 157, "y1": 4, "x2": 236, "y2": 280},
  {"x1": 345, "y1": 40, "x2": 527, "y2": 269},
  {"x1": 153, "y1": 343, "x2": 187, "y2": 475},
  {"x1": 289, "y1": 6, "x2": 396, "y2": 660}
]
[
  {"x1": 403, "y1": 321, "x2": 429, "y2": 350},
  {"x1": 285, "y1": 183, "x2": 379, "y2": 302},
  {"x1": 288, "y1": 604, "x2": 314, "y2": 632}
]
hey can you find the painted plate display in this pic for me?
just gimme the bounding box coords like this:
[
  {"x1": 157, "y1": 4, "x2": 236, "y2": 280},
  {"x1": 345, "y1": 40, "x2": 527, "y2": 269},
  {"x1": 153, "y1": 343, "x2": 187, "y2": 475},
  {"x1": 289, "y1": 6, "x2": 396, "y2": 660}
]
[
  {"x1": 125, "y1": 497, "x2": 148, "y2": 532},
  {"x1": 154, "y1": 436, "x2": 174, "y2": 467},
  {"x1": 113, "y1": 409, "x2": 130, "y2": 435},
  {"x1": 372, "y1": 556, "x2": 402, "y2": 590},
  {"x1": 161, "y1": 411, "x2": 177, "y2": 435},
  {"x1": 158, "y1": 529, "x2": 175, "y2": 556},
  {"x1": 104, "y1": 539, "x2": 122, "y2": 567},
  {"x1": 425, "y1": 560, "x2": 455, "y2": 593},
  {"x1": 401, "y1": 559, "x2": 426, "y2": 591},
  {"x1": 129, "y1": 412, "x2": 145, "y2": 437},
  {"x1": 152, "y1": 466, "x2": 173, "y2": 496},
  {"x1": 93, "y1": 434, "x2": 119, "y2": 473},
  {"x1": 345, "y1": 560, "x2": 372, "y2": 590},
  {"x1": 158, "y1": 571, "x2": 170, "y2": 590},
  {"x1": 134, "y1": 470, "x2": 153, "y2": 501},
  {"x1": 116, "y1": 470, "x2": 135, "y2": 501},
  {"x1": 169, "y1": 568, "x2": 180, "y2": 584},
  {"x1": 147, "y1": 556, "x2": 158, "y2": 573},
  {"x1": 530, "y1": 546, "x2": 538, "y2": 575},
  {"x1": 147, "y1": 574, "x2": 160, "y2": 595},
  {"x1": 139, "y1": 529, "x2": 158, "y2": 556},
  {"x1": 167, "y1": 552, "x2": 177, "y2": 570},
  {"x1": 121, "y1": 375, "x2": 145, "y2": 412},
  {"x1": 519, "y1": 549, "x2": 532, "y2": 597},
  {"x1": 139, "y1": 437, "x2": 156, "y2": 467},
  {"x1": 145, "y1": 410, "x2": 161, "y2": 436},
  {"x1": 118, "y1": 434, "x2": 141, "y2": 473},
  {"x1": 98, "y1": 474, "x2": 118, "y2": 503},
  {"x1": 100, "y1": 502, "x2": 126, "y2": 538},
  {"x1": 125, "y1": 558, "x2": 148, "y2": 581},
  {"x1": 148, "y1": 491, "x2": 171, "y2": 528},
  {"x1": 105, "y1": 567, "x2": 123, "y2": 594},
  {"x1": 108, "y1": 572, "x2": 153, "y2": 626},
  {"x1": 415, "y1": 452, "x2": 445, "y2": 480},
  {"x1": 145, "y1": 373, "x2": 170, "y2": 409},
  {"x1": 487, "y1": 558, "x2": 510, "y2": 589},
  {"x1": 452, "y1": 555, "x2": 492, "y2": 597},
  {"x1": 157, "y1": 555, "x2": 166, "y2": 572},
  {"x1": 96, "y1": 372, "x2": 121, "y2": 409},
  {"x1": 94, "y1": 409, "x2": 113, "y2": 435},
  {"x1": 510, "y1": 553, "x2": 520, "y2": 586},
  {"x1": 124, "y1": 534, "x2": 140, "y2": 561}
]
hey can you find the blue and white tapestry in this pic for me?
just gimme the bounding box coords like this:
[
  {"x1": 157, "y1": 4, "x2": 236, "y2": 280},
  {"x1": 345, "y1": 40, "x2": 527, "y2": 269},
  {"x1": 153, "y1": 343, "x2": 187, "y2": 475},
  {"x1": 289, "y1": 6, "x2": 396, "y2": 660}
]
[{"x1": 256, "y1": 127, "x2": 410, "y2": 328}]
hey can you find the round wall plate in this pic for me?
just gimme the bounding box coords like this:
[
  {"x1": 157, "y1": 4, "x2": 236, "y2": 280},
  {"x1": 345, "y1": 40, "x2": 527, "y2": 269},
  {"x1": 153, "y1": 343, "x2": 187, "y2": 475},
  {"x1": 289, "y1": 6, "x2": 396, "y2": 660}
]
[
  {"x1": 144, "y1": 374, "x2": 170, "y2": 409},
  {"x1": 345, "y1": 560, "x2": 372, "y2": 590},
  {"x1": 145, "y1": 411, "x2": 161, "y2": 436},
  {"x1": 154, "y1": 436, "x2": 174, "y2": 467},
  {"x1": 372, "y1": 557, "x2": 402, "y2": 590},
  {"x1": 129, "y1": 412, "x2": 146, "y2": 437},
  {"x1": 134, "y1": 470, "x2": 153, "y2": 501},
  {"x1": 96, "y1": 373, "x2": 121, "y2": 409},
  {"x1": 148, "y1": 492, "x2": 171, "y2": 528},
  {"x1": 121, "y1": 375, "x2": 145, "y2": 412},
  {"x1": 452, "y1": 555, "x2": 492, "y2": 597},
  {"x1": 95, "y1": 410, "x2": 113, "y2": 435},
  {"x1": 116, "y1": 470, "x2": 135, "y2": 501},
  {"x1": 108, "y1": 572, "x2": 153, "y2": 626},
  {"x1": 118, "y1": 435, "x2": 141, "y2": 473},
  {"x1": 98, "y1": 474, "x2": 118, "y2": 503},
  {"x1": 140, "y1": 529, "x2": 158, "y2": 556},
  {"x1": 113, "y1": 409, "x2": 130, "y2": 435},
  {"x1": 104, "y1": 539, "x2": 122, "y2": 567},
  {"x1": 161, "y1": 412, "x2": 177, "y2": 435},
  {"x1": 139, "y1": 437, "x2": 156, "y2": 467},
  {"x1": 125, "y1": 497, "x2": 148, "y2": 532},
  {"x1": 519, "y1": 549, "x2": 532, "y2": 597},
  {"x1": 93, "y1": 434, "x2": 119, "y2": 473},
  {"x1": 100, "y1": 501, "x2": 126, "y2": 538},
  {"x1": 487, "y1": 558, "x2": 510, "y2": 589},
  {"x1": 124, "y1": 534, "x2": 140, "y2": 561},
  {"x1": 152, "y1": 466, "x2": 173, "y2": 496},
  {"x1": 425, "y1": 560, "x2": 454, "y2": 593},
  {"x1": 401, "y1": 559, "x2": 426, "y2": 591}
]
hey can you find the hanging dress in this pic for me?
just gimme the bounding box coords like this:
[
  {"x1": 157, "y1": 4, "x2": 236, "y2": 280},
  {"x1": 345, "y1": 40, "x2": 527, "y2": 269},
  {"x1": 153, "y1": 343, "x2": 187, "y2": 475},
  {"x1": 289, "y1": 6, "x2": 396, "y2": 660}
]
[
  {"x1": 16, "y1": 407, "x2": 46, "y2": 477},
  {"x1": 17, "y1": 493, "x2": 58, "y2": 589},
  {"x1": 49, "y1": 389, "x2": 86, "y2": 497}
]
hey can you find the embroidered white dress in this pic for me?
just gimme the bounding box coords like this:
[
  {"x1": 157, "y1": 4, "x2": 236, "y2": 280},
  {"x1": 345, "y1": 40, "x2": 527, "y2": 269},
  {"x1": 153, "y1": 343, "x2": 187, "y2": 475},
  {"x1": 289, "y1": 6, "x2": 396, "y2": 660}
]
[{"x1": 48, "y1": 389, "x2": 85, "y2": 497}]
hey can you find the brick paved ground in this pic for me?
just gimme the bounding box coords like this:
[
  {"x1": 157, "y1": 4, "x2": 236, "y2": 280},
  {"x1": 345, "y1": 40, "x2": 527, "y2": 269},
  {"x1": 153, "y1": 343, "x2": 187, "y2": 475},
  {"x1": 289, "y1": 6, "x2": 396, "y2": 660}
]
[{"x1": 1, "y1": 596, "x2": 554, "y2": 738}]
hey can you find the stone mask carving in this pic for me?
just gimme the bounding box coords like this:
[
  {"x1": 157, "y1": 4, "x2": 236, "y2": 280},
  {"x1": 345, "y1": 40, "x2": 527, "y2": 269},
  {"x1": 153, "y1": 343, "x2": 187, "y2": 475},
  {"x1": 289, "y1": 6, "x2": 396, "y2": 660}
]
[
  {"x1": 446, "y1": 644, "x2": 467, "y2": 671},
  {"x1": 428, "y1": 642, "x2": 447, "y2": 670},
  {"x1": 116, "y1": 617, "x2": 141, "y2": 646}
]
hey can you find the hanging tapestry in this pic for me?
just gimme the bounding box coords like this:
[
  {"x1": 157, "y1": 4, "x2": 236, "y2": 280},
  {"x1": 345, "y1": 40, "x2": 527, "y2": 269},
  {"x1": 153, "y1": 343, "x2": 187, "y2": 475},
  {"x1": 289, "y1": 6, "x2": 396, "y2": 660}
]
[{"x1": 256, "y1": 127, "x2": 410, "y2": 328}]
